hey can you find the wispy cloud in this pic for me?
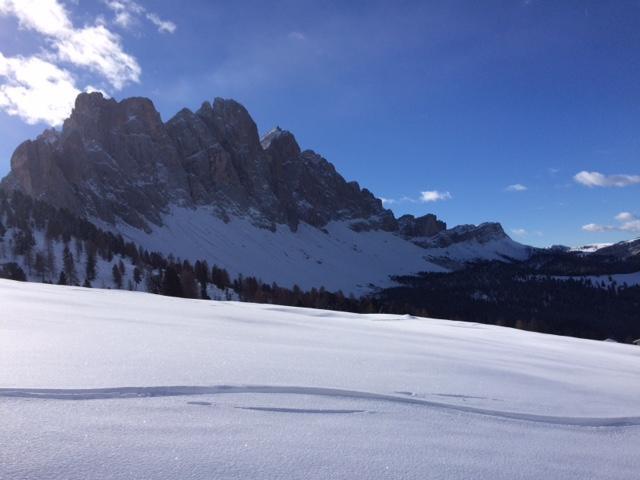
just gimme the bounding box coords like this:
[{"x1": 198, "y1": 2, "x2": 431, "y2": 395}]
[
  {"x1": 506, "y1": 183, "x2": 527, "y2": 192},
  {"x1": 105, "y1": 0, "x2": 176, "y2": 34},
  {"x1": 574, "y1": 171, "x2": 640, "y2": 188},
  {"x1": 146, "y1": 12, "x2": 176, "y2": 34},
  {"x1": 381, "y1": 191, "x2": 452, "y2": 205},
  {"x1": 420, "y1": 190, "x2": 452, "y2": 203},
  {"x1": 104, "y1": 0, "x2": 143, "y2": 28},
  {"x1": 510, "y1": 228, "x2": 542, "y2": 237},
  {"x1": 288, "y1": 31, "x2": 306, "y2": 41},
  {"x1": 582, "y1": 212, "x2": 640, "y2": 233}
]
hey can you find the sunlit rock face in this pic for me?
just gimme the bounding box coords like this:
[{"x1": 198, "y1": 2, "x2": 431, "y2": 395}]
[{"x1": 1, "y1": 92, "x2": 398, "y2": 233}]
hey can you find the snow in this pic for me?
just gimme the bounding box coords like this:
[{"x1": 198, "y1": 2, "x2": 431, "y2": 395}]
[
  {"x1": 116, "y1": 206, "x2": 449, "y2": 294},
  {"x1": 1, "y1": 279, "x2": 639, "y2": 479},
  {"x1": 570, "y1": 243, "x2": 614, "y2": 253}
]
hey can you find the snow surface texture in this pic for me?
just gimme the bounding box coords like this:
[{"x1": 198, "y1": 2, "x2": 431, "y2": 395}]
[
  {"x1": 1, "y1": 279, "x2": 639, "y2": 479},
  {"x1": 115, "y1": 206, "x2": 528, "y2": 294}
]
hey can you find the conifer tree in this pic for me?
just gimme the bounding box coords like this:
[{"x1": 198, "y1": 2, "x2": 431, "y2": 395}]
[
  {"x1": 85, "y1": 248, "x2": 97, "y2": 282},
  {"x1": 112, "y1": 263, "x2": 123, "y2": 289},
  {"x1": 62, "y1": 245, "x2": 78, "y2": 285}
]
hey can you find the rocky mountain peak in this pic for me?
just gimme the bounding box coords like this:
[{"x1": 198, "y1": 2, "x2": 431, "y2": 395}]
[
  {"x1": 196, "y1": 97, "x2": 262, "y2": 155},
  {"x1": 261, "y1": 127, "x2": 301, "y2": 160},
  {"x1": 63, "y1": 92, "x2": 164, "y2": 141}
]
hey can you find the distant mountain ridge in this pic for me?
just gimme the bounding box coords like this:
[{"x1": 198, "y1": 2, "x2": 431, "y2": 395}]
[{"x1": 0, "y1": 92, "x2": 531, "y2": 292}]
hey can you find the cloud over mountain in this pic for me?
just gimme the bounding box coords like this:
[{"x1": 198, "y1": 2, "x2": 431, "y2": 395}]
[{"x1": 0, "y1": 0, "x2": 172, "y2": 125}]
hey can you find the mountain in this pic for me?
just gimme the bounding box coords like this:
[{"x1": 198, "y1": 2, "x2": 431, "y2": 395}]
[
  {"x1": 592, "y1": 238, "x2": 640, "y2": 260},
  {"x1": 0, "y1": 92, "x2": 530, "y2": 293}
]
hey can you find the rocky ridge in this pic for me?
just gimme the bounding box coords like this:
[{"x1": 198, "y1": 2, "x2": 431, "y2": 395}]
[
  {"x1": 0, "y1": 92, "x2": 523, "y2": 284},
  {"x1": 2, "y1": 93, "x2": 404, "y2": 234}
]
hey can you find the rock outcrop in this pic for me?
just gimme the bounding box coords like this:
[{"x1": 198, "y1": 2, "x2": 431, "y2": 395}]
[{"x1": 398, "y1": 214, "x2": 447, "y2": 238}]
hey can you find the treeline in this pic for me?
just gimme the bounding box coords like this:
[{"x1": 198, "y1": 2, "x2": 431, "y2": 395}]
[
  {"x1": 380, "y1": 262, "x2": 640, "y2": 343},
  {"x1": 524, "y1": 250, "x2": 640, "y2": 276}
]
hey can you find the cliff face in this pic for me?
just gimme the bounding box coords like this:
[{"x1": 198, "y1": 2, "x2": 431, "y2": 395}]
[{"x1": 1, "y1": 92, "x2": 400, "y2": 233}]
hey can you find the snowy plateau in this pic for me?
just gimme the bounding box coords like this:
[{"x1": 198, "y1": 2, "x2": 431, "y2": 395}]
[{"x1": 1, "y1": 279, "x2": 639, "y2": 479}]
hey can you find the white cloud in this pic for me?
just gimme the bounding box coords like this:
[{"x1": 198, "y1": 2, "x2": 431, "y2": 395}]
[
  {"x1": 582, "y1": 212, "x2": 640, "y2": 234},
  {"x1": 1, "y1": 0, "x2": 140, "y2": 86},
  {"x1": 615, "y1": 212, "x2": 635, "y2": 222},
  {"x1": 105, "y1": 0, "x2": 143, "y2": 28},
  {"x1": 105, "y1": 0, "x2": 176, "y2": 34},
  {"x1": 146, "y1": 13, "x2": 176, "y2": 34},
  {"x1": 574, "y1": 171, "x2": 640, "y2": 188},
  {"x1": 0, "y1": 0, "x2": 71, "y2": 36},
  {"x1": 0, "y1": 52, "x2": 80, "y2": 125},
  {"x1": 382, "y1": 191, "x2": 452, "y2": 204},
  {"x1": 506, "y1": 183, "x2": 527, "y2": 192},
  {"x1": 582, "y1": 223, "x2": 610, "y2": 233},
  {"x1": 55, "y1": 24, "x2": 140, "y2": 89},
  {"x1": 0, "y1": 0, "x2": 148, "y2": 125},
  {"x1": 420, "y1": 190, "x2": 452, "y2": 203},
  {"x1": 511, "y1": 228, "x2": 527, "y2": 236}
]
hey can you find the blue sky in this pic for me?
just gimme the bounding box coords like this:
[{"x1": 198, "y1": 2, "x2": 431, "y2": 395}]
[{"x1": 1, "y1": 0, "x2": 639, "y2": 247}]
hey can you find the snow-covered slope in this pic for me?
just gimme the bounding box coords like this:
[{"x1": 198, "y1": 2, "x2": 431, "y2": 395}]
[
  {"x1": 1, "y1": 280, "x2": 639, "y2": 479},
  {"x1": 114, "y1": 206, "x2": 448, "y2": 294},
  {"x1": 114, "y1": 206, "x2": 532, "y2": 294},
  {"x1": 570, "y1": 243, "x2": 614, "y2": 253}
]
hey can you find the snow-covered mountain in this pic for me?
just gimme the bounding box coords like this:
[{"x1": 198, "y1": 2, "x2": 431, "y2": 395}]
[
  {"x1": 0, "y1": 92, "x2": 531, "y2": 292},
  {"x1": 1, "y1": 279, "x2": 639, "y2": 479},
  {"x1": 592, "y1": 238, "x2": 640, "y2": 259}
]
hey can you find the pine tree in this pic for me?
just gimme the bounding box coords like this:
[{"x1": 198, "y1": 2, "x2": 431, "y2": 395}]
[
  {"x1": 133, "y1": 267, "x2": 142, "y2": 288},
  {"x1": 85, "y1": 248, "x2": 97, "y2": 282},
  {"x1": 161, "y1": 266, "x2": 183, "y2": 297},
  {"x1": 34, "y1": 251, "x2": 46, "y2": 281},
  {"x1": 45, "y1": 239, "x2": 56, "y2": 282},
  {"x1": 58, "y1": 271, "x2": 67, "y2": 285},
  {"x1": 112, "y1": 263, "x2": 123, "y2": 289},
  {"x1": 62, "y1": 245, "x2": 78, "y2": 285},
  {"x1": 180, "y1": 267, "x2": 199, "y2": 299}
]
